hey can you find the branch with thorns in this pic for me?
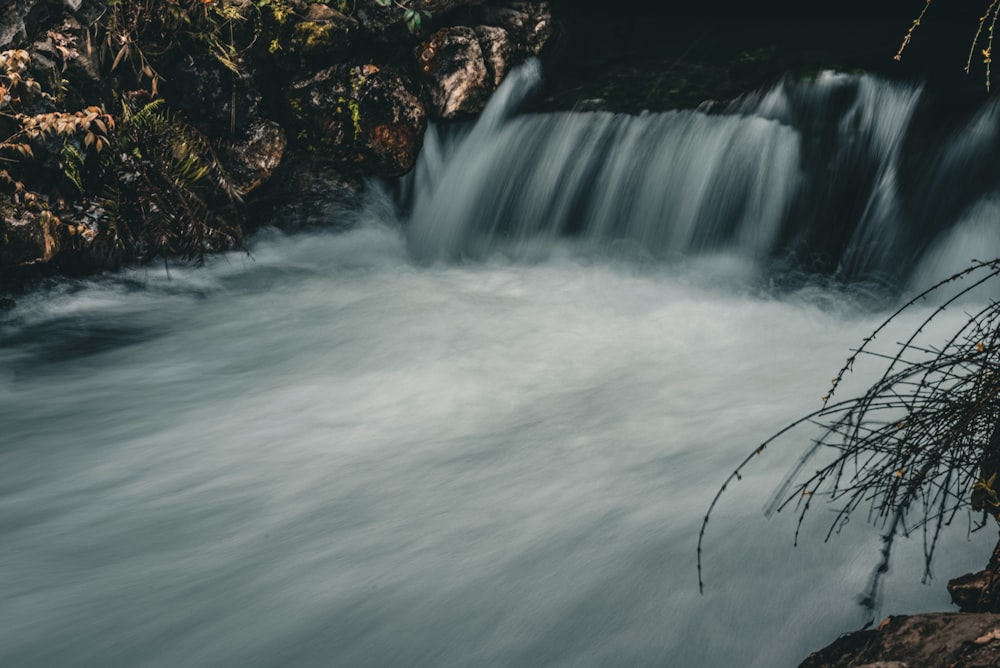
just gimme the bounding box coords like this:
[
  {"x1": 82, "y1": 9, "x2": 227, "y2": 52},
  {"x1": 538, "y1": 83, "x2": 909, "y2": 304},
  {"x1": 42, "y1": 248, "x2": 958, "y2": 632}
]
[{"x1": 699, "y1": 258, "x2": 1000, "y2": 616}]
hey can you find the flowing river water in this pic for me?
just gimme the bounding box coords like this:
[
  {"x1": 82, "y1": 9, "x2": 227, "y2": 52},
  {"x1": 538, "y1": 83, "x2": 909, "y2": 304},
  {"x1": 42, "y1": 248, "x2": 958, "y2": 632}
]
[{"x1": 2, "y1": 62, "x2": 999, "y2": 666}]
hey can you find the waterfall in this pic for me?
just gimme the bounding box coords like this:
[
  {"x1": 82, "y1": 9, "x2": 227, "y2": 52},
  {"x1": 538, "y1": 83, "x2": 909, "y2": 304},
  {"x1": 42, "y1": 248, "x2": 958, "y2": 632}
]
[{"x1": 406, "y1": 61, "x2": 1000, "y2": 286}]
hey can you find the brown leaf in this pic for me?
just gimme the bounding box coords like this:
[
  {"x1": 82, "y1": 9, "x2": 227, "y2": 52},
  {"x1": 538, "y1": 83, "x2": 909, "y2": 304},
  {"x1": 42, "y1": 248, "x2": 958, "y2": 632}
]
[{"x1": 111, "y1": 43, "x2": 129, "y2": 71}]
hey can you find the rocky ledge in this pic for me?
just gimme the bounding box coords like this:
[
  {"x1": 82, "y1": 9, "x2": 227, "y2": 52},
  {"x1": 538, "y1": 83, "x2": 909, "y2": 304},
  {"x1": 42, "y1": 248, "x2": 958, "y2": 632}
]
[
  {"x1": 801, "y1": 613, "x2": 1000, "y2": 668},
  {"x1": 801, "y1": 537, "x2": 1000, "y2": 667},
  {"x1": 0, "y1": 0, "x2": 551, "y2": 291}
]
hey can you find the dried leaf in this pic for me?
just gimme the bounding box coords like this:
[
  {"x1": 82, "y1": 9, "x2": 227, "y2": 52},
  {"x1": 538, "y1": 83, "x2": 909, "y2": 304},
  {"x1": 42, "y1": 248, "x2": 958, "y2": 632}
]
[{"x1": 111, "y1": 43, "x2": 129, "y2": 71}]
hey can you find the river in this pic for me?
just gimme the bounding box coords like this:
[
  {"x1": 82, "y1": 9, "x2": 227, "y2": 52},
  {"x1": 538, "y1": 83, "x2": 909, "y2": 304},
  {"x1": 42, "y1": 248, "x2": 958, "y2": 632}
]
[{"x1": 1, "y1": 61, "x2": 997, "y2": 666}]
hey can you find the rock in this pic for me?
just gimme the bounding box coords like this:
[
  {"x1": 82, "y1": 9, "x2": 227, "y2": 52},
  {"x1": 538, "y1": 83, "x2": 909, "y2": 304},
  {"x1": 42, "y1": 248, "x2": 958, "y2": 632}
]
[
  {"x1": 1, "y1": 0, "x2": 42, "y2": 50},
  {"x1": 947, "y1": 531, "x2": 1000, "y2": 613},
  {"x1": 416, "y1": 26, "x2": 493, "y2": 119},
  {"x1": 305, "y1": 3, "x2": 346, "y2": 22},
  {"x1": 247, "y1": 154, "x2": 362, "y2": 230},
  {"x1": 475, "y1": 25, "x2": 512, "y2": 88},
  {"x1": 289, "y1": 7, "x2": 357, "y2": 57},
  {"x1": 950, "y1": 570, "x2": 998, "y2": 613},
  {"x1": 162, "y1": 57, "x2": 262, "y2": 137},
  {"x1": 411, "y1": 3, "x2": 550, "y2": 120},
  {"x1": 0, "y1": 209, "x2": 63, "y2": 266},
  {"x1": 27, "y1": 15, "x2": 102, "y2": 110},
  {"x1": 221, "y1": 120, "x2": 288, "y2": 197},
  {"x1": 287, "y1": 63, "x2": 426, "y2": 176},
  {"x1": 477, "y1": 2, "x2": 551, "y2": 56},
  {"x1": 799, "y1": 613, "x2": 1000, "y2": 668}
]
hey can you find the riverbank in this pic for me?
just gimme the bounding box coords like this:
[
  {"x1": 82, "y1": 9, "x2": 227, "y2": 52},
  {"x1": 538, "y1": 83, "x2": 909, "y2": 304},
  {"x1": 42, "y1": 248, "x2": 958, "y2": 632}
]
[
  {"x1": 0, "y1": 0, "x2": 551, "y2": 292},
  {"x1": 3, "y1": 1, "x2": 990, "y2": 297}
]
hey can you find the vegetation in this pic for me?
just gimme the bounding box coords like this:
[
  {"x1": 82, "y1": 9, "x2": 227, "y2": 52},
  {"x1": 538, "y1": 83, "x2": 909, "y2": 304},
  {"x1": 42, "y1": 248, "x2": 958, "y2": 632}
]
[
  {"x1": 373, "y1": 0, "x2": 432, "y2": 33},
  {"x1": 1, "y1": 0, "x2": 442, "y2": 275},
  {"x1": 100, "y1": 96, "x2": 244, "y2": 262},
  {"x1": 699, "y1": 259, "x2": 1000, "y2": 612},
  {"x1": 694, "y1": 3, "x2": 1000, "y2": 615}
]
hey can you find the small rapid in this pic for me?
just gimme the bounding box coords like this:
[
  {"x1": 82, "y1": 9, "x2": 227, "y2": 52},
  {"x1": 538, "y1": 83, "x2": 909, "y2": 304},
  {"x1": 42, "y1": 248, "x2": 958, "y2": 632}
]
[{"x1": 1, "y1": 61, "x2": 998, "y2": 667}]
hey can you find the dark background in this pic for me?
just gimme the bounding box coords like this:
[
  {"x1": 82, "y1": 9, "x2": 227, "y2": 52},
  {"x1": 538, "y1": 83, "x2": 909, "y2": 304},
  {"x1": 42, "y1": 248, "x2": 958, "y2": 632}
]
[{"x1": 545, "y1": 0, "x2": 991, "y2": 100}]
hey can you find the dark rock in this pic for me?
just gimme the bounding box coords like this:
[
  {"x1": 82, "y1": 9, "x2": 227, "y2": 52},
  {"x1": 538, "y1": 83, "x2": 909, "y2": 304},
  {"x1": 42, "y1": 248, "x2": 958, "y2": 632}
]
[
  {"x1": 799, "y1": 613, "x2": 1000, "y2": 668},
  {"x1": 0, "y1": 209, "x2": 63, "y2": 267},
  {"x1": 478, "y1": 2, "x2": 551, "y2": 56},
  {"x1": 950, "y1": 570, "x2": 998, "y2": 613},
  {"x1": 289, "y1": 7, "x2": 357, "y2": 57},
  {"x1": 416, "y1": 26, "x2": 492, "y2": 119},
  {"x1": 27, "y1": 15, "x2": 102, "y2": 111},
  {"x1": 287, "y1": 63, "x2": 426, "y2": 176},
  {"x1": 1, "y1": 0, "x2": 42, "y2": 50},
  {"x1": 409, "y1": 2, "x2": 549, "y2": 119},
  {"x1": 947, "y1": 533, "x2": 1000, "y2": 613},
  {"x1": 475, "y1": 25, "x2": 512, "y2": 88},
  {"x1": 162, "y1": 57, "x2": 261, "y2": 137},
  {"x1": 247, "y1": 154, "x2": 362, "y2": 230},
  {"x1": 221, "y1": 119, "x2": 288, "y2": 197}
]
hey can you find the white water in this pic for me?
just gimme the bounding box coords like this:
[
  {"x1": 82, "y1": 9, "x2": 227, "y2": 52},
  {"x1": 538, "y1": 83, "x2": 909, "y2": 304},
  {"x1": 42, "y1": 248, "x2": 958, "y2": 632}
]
[{"x1": 2, "y1": 63, "x2": 999, "y2": 666}]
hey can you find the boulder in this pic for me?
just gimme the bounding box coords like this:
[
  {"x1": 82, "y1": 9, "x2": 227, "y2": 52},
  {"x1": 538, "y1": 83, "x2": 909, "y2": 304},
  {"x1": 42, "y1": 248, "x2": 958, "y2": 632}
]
[
  {"x1": 287, "y1": 63, "x2": 426, "y2": 176},
  {"x1": 477, "y1": 2, "x2": 552, "y2": 56},
  {"x1": 0, "y1": 208, "x2": 64, "y2": 266},
  {"x1": 475, "y1": 25, "x2": 513, "y2": 88},
  {"x1": 221, "y1": 119, "x2": 288, "y2": 197},
  {"x1": 288, "y1": 5, "x2": 357, "y2": 57},
  {"x1": 1, "y1": 0, "x2": 42, "y2": 50},
  {"x1": 247, "y1": 155, "x2": 362, "y2": 230},
  {"x1": 416, "y1": 27, "x2": 491, "y2": 118}
]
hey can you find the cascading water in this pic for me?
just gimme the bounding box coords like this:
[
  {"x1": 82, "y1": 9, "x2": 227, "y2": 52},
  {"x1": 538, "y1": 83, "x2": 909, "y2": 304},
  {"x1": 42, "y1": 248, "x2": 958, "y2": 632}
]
[
  {"x1": 406, "y1": 63, "x2": 1000, "y2": 286},
  {"x1": 1, "y1": 61, "x2": 998, "y2": 667}
]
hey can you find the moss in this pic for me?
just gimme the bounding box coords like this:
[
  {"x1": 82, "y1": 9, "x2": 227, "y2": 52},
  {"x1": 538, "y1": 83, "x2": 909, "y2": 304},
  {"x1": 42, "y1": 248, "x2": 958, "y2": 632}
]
[
  {"x1": 294, "y1": 21, "x2": 334, "y2": 51},
  {"x1": 335, "y1": 94, "x2": 362, "y2": 140},
  {"x1": 348, "y1": 99, "x2": 362, "y2": 140}
]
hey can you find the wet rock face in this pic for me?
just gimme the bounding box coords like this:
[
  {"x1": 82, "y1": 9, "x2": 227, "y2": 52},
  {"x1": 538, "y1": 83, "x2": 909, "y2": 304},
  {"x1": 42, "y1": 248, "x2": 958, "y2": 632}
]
[
  {"x1": 287, "y1": 63, "x2": 426, "y2": 176},
  {"x1": 416, "y1": 26, "x2": 493, "y2": 118},
  {"x1": 221, "y1": 119, "x2": 288, "y2": 197},
  {"x1": 247, "y1": 156, "x2": 362, "y2": 230},
  {"x1": 475, "y1": 25, "x2": 513, "y2": 88},
  {"x1": 799, "y1": 613, "x2": 1000, "y2": 668},
  {"x1": 414, "y1": 3, "x2": 550, "y2": 120}
]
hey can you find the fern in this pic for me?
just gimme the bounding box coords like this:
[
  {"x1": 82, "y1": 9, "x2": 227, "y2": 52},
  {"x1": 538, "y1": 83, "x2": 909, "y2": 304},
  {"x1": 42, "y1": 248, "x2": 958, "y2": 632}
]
[{"x1": 106, "y1": 97, "x2": 243, "y2": 262}]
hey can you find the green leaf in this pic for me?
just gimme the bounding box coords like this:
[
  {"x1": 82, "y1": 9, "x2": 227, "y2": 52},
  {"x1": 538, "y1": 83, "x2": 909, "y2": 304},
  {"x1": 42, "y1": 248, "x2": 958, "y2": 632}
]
[{"x1": 404, "y1": 9, "x2": 421, "y2": 32}]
